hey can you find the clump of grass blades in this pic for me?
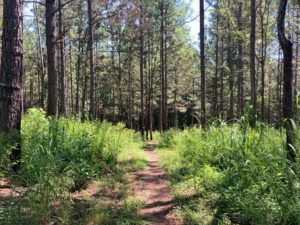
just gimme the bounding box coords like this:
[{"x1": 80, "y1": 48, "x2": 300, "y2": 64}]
[
  {"x1": 156, "y1": 120, "x2": 300, "y2": 225},
  {"x1": 0, "y1": 108, "x2": 144, "y2": 225}
]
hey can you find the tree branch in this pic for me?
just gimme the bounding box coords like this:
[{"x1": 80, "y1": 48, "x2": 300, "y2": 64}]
[{"x1": 24, "y1": 1, "x2": 45, "y2": 7}]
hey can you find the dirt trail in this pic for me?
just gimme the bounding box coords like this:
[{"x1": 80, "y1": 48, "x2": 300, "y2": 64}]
[{"x1": 130, "y1": 142, "x2": 179, "y2": 225}]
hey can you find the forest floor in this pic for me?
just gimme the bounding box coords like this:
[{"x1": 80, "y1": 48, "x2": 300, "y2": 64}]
[{"x1": 129, "y1": 141, "x2": 180, "y2": 225}]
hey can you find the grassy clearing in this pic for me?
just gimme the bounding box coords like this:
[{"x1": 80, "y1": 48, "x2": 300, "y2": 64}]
[
  {"x1": 156, "y1": 121, "x2": 300, "y2": 225},
  {"x1": 0, "y1": 108, "x2": 147, "y2": 225}
]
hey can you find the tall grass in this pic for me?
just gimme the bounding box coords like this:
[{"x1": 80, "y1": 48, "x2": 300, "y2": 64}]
[
  {"x1": 156, "y1": 121, "x2": 300, "y2": 225},
  {"x1": 0, "y1": 108, "x2": 145, "y2": 225}
]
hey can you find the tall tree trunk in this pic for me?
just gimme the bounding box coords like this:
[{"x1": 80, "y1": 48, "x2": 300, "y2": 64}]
[
  {"x1": 75, "y1": 8, "x2": 83, "y2": 115},
  {"x1": 127, "y1": 53, "x2": 133, "y2": 129},
  {"x1": 69, "y1": 43, "x2": 73, "y2": 114},
  {"x1": 111, "y1": 38, "x2": 116, "y2": 123},
  {"x1": 117, "y1": 47, "x2": 123, "y2": 121},
  {"x1": 0, "y1": 0, "x2": 23, "y2": 170},
  {"x1": 250, "y1": 0, "x2": 257, "y2": 127},
  {"x1": 149, "y1": 36, "x2": 154, "y2": 139},
  {"x1": 164, "y1": 9, "x2": 168, "y2": 130},
  {"x1": 294, "y1": 14, "x2": 299, "y2": 116},
  {"x1": 139, "y1": 4, "x2": 145, "y2": 139},
  {"x1": 34, "y1": 3, "x2": 45, "y2": 108},
  {"x1": 46, "y1": 0, "x2": 58, "y2": 116},
  {"x1": 81, "y1": 58, "x2": 88, "y2": 121},
  {"x1": 259, "y1": 1, "x2": 270, "y2": 121},
  {"x1": 88, "y1": 0, "x2": 95, "y2": 119},
  {"x1": 75, "y1": 38, "x2": 83, "y2": 115},
  {"x1": 220, "y1": 39, "x2": 224, "y2": 119},
  {"x1": 228, "y1": 31, "x2": 234, "y2": 121},
  {"x1": 267, "y1": 74, "x2": 271, "y2": 123},
  {"x1": 200, "y1": 0, "x2": 206, "y2": 126},
  {"x1": 30, "y1": 78, "x2": 34, "y2": 106},
  {"x1": 58, "y1": 0, "x2": 68, "y2": 115},
  {"x1": 173, "y1": 69, "x2": 178, "y2": 129},
  {"x1": 214, "y1": 0, "x2": 219, "y2": 117},
  {"x1": 277, "y1": 0, "x2": 296, "y2": 163},
  {"x1": 159, "y1": 1, "x2": 165, "y2": 133},
  {"x1": 147, "y1": 35, "x2": 153, "y2": 139},
  {"x1": 277, "y1": 49, "x2": 283, "y2": 126},
  {"x1": 261, "y1": 57, "x2": 265, "y2": 120},
  {"x1": 237, "y1": 2, "x2": 244, "y2": 118}
]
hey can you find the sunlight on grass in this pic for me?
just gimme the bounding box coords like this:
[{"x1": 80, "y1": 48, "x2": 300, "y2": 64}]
[
  {"x1": 155, "y1": 123, "x2": 300, "y2": 225},
  {"x1": 0, "y1": 108, "x2": 147, "y2": 225},
  {"x1": 118, "y1": 142, "x2": 148, "y2": 172}
]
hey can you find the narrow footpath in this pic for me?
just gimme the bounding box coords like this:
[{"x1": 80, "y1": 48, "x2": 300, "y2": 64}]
[{"x1": 129, "y1": 142, "x2": 179, "y2": 225}]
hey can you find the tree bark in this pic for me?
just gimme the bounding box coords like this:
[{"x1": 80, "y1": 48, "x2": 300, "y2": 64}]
[
  {"x1": 173, "y1": 69, "x2": 178, "y2": 129},
  {"x1": 294, "y1": 12, "x2": 299, "y2": 116},
  {"x1": 214, "y1": 0, "x2": 219, "y2": 117},
  {"x1": 250, "y1": 0, "x2": 257, "y2": 127},
  {"x1": 88, "y1": 0, "x2": 95, "y2": 119},
  {"x1": 30, "y1": 78, "x2": 33, "y2": 106},
  {"x1": 0, "y1": 0, "x2": 23, "y2": 171},
  {"x1": 220, "y1": 39, "x2": 224, "y2": 119},
  {"x1": 277, "y1": 49, "x2": 283, "y2": 126},
  {"x1": 75, "y1": 35, "x2": 83, "y2": 115},
  {"x1": 75, "y1": 6, "x2": 84, "y2": 115},
  {"x1": 164, "y1": 7, "x2": 168, "y2": 130},
  {"x1": 148, "y1": 35, "x2": 153, "y2": 139},
  {"x1": 127, "y1": 53, "x2": 133, "y2": 129},
  {"x1": 237, "y1": 2, "x2": 244, "y2": 118},
  {"x1": 200, "y1": 0, "x2": 206, "y2": 126},
  {"x1": 227, "y1": 31, "x2": 234, "y2": 121},
  {"x1": 277, "y1": 0, "x2": 296, "y2": 163},
  {"x1": 258, "y1": 1, "x2": 270, "y2": 121},
  {"x1": 34, "y1": 3, "x2": 45, "y2": 108},
  {"x1": 159, "y1": 1, "x2": 165, "y2": 133},
  {"x1": 46, "y1": 0, "x2": 58, "y2": 116},
  {"x1": 69, "y1": 43, "x2": 73, "y2": 114},
  {"x1": 58, "y1": 0, "x2": 68, "y2": 115},
  {"x1": 81, "y1": 58, "x2": 88, "y2": 121},
  {"x1": 139, "y1": 4, "x2": 145, "y2": 139}
]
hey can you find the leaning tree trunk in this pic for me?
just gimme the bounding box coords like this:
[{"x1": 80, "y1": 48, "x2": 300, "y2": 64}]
[
  {"x1": 277, "y1": 0, "x2": 296, "y2": 163},
  {"x1": 0, "y1": 0, "x2": 24, "y2": 171},
  {"x1": 46, "y1": 0, "x2": 58, "y2": 116}
]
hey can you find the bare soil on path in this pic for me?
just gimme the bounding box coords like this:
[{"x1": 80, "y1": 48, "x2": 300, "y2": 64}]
[{"x1": 129, "y1": 142, "x2": 180, "y2": 225}]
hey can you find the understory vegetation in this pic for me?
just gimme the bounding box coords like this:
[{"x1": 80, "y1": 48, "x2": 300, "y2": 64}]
[
  {"x1": 0, "y1": 108, "x2": 147, "y2": 225},
  {"x1": 156, "y1": 120, "x2": 300, "y2": 225}
]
